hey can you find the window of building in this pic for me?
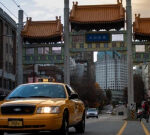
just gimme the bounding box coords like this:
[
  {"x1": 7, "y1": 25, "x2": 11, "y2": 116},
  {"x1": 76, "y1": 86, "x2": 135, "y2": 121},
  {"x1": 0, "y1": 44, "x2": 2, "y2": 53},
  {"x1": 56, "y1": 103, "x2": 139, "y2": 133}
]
[
  {"x1": 5, "y1": 24, "x2": 9, "y2": 35},
  {"x1": 0, "y1": 20, "x2": 2, "y2": 35},
  {"x1": 56, "y1": 55, "x2": 62, "y2": 60},
  {"x1": 11, "y1": 47, "x2": 13, "y2": 56},
  {"x1": 112, "y1": 42, "x2": 116, "y2": 48},
  {"x1": 0, "y1": 78, "x2": 2, "y2": 87},
  {"x1": 44, "y1": 47, "x2": 49, "y2": 54},
  {"x1": 5, "y1": 62, "x2": 8, "y2": 72},
  {"x1": 26, "y1": 48, "x2": 34, "y2": 55},
  {"x1": 88, "y1": 44, "x2": 92, "y2": 48},
  {"x1": 104, "y1": 43, "x2": 108, "y2": 48},
  {"x1": 4, "y1": 79, "x2": 7, "y2": 89},
  {"x1": 96, "y1": 44, "x2": 100, "y2": 48},
  {"x1": 9, "y1": 63, "x2": 11, "y2": 73},
  {"x1": 80, "y1": 43, "x2": 84, "y2": 48},
  {"x1": 72, "y1": 43, "x2": 76, "y2": 48},
  {"x1": 48, "y1": 55, "x2": 54, "y2": 61},
  {"x1": 38, "y1": 47, "x2": 44, "y2": 54},
  {"x1": 120, "y1": 42, "x2": 124, "y2": 47},
  {"x1": 52, "y1": 47, "x2": 61, "y2": 54},
  {"x1": 6, "y1": 44, "x2": 8, "y2": 53}
]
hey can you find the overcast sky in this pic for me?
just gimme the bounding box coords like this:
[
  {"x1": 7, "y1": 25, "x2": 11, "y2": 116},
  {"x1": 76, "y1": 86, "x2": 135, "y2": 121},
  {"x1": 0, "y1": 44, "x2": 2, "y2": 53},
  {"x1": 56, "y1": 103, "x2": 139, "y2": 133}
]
[{"x1": 1, "y1": 0, "x2": 150, "y2": 23}]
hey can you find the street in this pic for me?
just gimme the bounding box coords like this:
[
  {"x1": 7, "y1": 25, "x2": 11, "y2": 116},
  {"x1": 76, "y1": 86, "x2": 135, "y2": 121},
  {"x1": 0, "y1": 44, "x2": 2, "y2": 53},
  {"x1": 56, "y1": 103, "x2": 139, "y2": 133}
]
[{"x1": 4, "y1": 114, "x2": 150, "y2": 135}]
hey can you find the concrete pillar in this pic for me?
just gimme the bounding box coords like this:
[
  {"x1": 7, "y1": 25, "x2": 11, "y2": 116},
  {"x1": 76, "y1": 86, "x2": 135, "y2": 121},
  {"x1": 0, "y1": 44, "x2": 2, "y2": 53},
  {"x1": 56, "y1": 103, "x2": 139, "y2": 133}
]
[
  {"x1": 64, "y1": 0, "x2": 70, "y2": 84},
  {"x1": 126, "y1": 0, "x2": 135, "y2": 118},
  {"x1": 1, "y1": 20, "x2": 5, "y2": 93},
  {"x1": 17, "y1": 10, "x2": 23, "y2": 85}
]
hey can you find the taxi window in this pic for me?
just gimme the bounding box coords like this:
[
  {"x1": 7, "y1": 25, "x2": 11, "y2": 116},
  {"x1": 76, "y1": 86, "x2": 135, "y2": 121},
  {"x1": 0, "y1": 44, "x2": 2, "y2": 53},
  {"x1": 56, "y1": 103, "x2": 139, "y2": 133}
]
[
  {"x1": 66, "y1": 85, "x2": 78, "y2": 97},
  {"x1": 65, "y1": 85, "x2": 72, "y2": 97},
  {"x1": 6, "y1": 84, "x2": 66, "y2": 99}
]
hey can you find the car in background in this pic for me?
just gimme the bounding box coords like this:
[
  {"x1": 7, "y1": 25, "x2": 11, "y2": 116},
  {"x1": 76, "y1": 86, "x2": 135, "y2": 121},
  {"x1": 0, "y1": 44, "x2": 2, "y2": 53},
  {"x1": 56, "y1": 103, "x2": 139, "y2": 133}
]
[
  {"x1": 86, "y1": 108, "x2": 99, "y2": 119},
  {"x1": 0, "y1": 83, "x2": 85, "y2": 135},
  {"x1": 106, "y1": 110, "x2": 112, "y2": 114}
]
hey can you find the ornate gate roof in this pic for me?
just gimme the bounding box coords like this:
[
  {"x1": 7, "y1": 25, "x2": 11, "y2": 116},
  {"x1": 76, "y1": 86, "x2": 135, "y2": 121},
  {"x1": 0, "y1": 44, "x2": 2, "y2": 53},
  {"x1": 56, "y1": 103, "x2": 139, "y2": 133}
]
[
  {"x1": 21, "y1": 17, "x2": 63, "y2": 43},
  {"x1": 133, "y1": 14, "x2": 150, "y2": 41},
  {"x1": 70, "y1": 0, "x2": 125, "y2": 31}
]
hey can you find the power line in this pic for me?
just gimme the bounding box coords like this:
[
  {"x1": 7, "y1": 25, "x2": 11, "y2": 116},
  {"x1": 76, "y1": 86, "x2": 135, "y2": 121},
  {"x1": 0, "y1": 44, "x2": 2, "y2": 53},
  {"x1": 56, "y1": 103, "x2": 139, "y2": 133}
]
[
  {"x1": 0, "y1": 1, "x2": 18, "y2": 19},
  {"x1": 12, "y1": 0, "x2": 21, "y2": 8},
  {"x1": 11, "y1": 0, "x2": 28, "y2": 17}
]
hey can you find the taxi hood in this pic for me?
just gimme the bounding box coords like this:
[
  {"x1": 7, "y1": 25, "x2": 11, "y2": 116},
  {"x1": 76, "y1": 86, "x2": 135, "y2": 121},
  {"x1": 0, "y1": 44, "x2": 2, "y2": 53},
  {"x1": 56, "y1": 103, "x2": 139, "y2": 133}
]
[{"x1": 1, "y1": 98, "x2": 67, "y2": 107}]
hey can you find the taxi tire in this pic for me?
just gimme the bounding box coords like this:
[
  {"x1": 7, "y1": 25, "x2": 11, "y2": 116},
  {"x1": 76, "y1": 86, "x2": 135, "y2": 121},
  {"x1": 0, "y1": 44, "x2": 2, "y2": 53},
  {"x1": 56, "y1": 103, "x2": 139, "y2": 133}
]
[
  {"x1": 75, "y1": 112, "x2": 85, "y2": 133},
  {"x1": 0, "y1": 131, "x2": 4, "y2": 135},
  {"x1": 60, "y1": 111, "x2": 69, "y2": 135}
]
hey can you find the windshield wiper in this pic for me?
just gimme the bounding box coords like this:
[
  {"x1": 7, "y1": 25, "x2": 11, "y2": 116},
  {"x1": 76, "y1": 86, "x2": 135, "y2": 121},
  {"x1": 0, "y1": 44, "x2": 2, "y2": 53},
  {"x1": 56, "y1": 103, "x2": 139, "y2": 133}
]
[
  {"x1": 9, "y1": 96, "x2": 26, "y2": 99},
  {"x1": 28, "y1": 96, "x2": 51, "y2": 98}
]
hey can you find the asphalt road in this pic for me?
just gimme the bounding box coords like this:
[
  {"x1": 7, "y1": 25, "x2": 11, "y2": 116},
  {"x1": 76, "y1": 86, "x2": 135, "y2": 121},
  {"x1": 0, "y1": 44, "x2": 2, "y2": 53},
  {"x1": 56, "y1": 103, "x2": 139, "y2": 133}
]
[{"x1": 4, "y1": 114, "x2": 150, "y2": 135}]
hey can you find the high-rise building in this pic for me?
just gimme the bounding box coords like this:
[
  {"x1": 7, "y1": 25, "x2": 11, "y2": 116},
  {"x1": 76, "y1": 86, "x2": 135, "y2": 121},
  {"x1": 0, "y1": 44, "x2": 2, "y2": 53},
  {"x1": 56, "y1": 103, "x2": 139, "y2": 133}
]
[
  {"x1": 95, "y1": 51, "x2": 127, "y2": 101},
  {"x1": 0, "y1": 8, "x2": 17, "y2": 94}
]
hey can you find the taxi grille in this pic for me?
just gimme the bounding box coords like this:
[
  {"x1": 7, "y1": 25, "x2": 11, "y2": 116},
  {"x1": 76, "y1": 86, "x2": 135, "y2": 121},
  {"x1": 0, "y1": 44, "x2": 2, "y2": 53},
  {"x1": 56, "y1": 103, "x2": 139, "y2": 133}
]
[{"x1": 1, "y1": 105, "x2": 36, "y2": 115}]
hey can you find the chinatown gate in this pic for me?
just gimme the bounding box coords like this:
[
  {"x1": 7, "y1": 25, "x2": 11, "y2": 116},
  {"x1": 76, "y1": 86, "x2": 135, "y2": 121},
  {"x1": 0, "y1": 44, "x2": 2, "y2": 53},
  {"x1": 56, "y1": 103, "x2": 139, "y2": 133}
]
[{"x1": 21, "y1": 1, "x2": 150, "y2": 100}]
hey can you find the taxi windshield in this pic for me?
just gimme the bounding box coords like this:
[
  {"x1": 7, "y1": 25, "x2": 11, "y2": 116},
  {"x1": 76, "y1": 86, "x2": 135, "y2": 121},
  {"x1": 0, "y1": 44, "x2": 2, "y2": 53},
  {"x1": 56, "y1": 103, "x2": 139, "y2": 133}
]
[{"x1": 6, "y1": 84, "x2": 66, "y2": 99}]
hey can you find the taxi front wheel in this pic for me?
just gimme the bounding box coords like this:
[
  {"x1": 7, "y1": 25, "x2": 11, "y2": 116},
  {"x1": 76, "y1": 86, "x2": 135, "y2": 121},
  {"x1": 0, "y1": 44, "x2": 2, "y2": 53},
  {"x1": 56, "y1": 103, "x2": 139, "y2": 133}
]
[
  {"x1": 75, "y1": 113, "x2": 85, "y2": 133},
  {"x1": 59, "y1": 111, "x2": 69, "y2": 135},
  {"x1": 0, "y1": 131, "x2": 4, "y2": 135}
]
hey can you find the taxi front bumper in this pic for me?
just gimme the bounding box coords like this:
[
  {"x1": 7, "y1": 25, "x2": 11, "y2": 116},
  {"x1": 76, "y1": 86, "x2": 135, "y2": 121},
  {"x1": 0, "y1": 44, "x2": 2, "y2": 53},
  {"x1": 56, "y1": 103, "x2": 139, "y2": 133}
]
[{"x1": 0, "y1": 114, "x2": 63, "y2": 131}]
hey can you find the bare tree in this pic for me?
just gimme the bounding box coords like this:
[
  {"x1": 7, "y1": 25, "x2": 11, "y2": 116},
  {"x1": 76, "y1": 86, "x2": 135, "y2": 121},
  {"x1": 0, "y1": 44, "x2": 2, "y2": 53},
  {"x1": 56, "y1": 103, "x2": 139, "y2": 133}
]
[
  {"x1": 70, "y1": 73, "x2": 105, "y2": 107},
  {"x1": 123, "y1": 74, "x2": 146, "y2": 108}
]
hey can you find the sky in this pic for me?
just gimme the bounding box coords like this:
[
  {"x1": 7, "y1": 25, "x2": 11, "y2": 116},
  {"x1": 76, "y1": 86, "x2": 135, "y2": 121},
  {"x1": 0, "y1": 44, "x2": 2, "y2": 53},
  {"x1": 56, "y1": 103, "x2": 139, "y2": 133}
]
[
  {"x1": 1, "y1": 0, "x2": 150, "y2": 23},
  {"x1": 1, "y1": 0, "x2": 150, "y2": 62}
]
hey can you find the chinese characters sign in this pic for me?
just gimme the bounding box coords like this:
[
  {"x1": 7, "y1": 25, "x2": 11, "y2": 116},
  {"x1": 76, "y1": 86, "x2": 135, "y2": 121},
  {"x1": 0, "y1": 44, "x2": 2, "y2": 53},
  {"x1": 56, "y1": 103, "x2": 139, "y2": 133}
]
[{"x1": 86, "y1": 33, "x2": 110, "y2": 43}]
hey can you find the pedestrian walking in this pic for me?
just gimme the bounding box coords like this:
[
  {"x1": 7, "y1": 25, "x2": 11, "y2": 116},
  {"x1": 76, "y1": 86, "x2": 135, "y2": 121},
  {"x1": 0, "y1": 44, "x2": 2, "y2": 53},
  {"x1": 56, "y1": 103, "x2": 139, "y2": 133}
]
[{"x1": 140, "y1": 101, "x2": 149, "y2": 123}]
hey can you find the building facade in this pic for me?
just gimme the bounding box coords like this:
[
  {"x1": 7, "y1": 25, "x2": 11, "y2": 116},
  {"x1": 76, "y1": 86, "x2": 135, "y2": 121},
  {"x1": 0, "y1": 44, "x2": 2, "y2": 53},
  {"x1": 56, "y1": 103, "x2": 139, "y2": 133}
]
[
  {"x1": 95, "y1": 51, "x2": 127, "y2": 101},
  {"x1": 0, "y1": 8, "x2": 17, "y2": 94}
]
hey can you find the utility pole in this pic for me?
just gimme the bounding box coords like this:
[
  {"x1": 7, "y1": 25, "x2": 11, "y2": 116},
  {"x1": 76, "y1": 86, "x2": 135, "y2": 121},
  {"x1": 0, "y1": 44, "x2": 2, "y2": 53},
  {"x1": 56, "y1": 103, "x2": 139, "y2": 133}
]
[
  {"x1": 126, "y1": 0, "x2": 135, "y2": 118},
  {"x1": 64, "y1": 0, "x2": 70, "y2": 84},
  {"x1": 17, "y1": 10, "x2": 23, "y2": 85}
]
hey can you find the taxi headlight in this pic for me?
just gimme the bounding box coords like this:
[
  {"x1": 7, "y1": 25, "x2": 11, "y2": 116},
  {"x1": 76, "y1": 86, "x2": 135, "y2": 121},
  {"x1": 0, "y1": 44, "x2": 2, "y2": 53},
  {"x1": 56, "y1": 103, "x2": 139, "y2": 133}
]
[{"x1": 37, "y1": 106, "x2": 60, "y2": 114}]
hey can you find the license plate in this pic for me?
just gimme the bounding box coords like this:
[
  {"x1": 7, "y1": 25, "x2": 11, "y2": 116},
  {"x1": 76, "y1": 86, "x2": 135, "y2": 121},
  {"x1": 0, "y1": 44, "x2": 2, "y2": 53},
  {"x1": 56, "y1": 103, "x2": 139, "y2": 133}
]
[{"x1": 8, "y1": 119, "x2": 23, "y2": 127}]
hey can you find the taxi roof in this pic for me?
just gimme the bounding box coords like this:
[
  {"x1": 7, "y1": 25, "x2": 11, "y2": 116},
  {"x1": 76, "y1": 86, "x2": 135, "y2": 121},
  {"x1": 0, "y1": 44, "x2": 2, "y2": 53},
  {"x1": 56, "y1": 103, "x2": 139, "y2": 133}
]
[{"x1": 20, "y1": 82, "x2": 67, "y2": 86}]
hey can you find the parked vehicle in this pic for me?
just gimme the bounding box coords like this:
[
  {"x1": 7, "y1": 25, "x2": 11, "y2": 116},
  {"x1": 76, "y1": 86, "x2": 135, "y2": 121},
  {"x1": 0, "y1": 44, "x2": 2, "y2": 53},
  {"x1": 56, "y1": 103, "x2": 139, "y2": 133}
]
[{"x1": 86, "y1": 108, "x2": 99, "y2": 118}]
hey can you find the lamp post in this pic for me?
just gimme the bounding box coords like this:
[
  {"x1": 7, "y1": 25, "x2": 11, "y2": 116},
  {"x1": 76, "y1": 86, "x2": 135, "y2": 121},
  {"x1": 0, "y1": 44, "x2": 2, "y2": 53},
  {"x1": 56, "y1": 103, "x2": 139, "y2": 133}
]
[
  {"x1": 126, "y1": 0, "x2": 135, "y2": 118},
  {"x1": 64, "y1": 0, "x2": 70, "y2": 84}
]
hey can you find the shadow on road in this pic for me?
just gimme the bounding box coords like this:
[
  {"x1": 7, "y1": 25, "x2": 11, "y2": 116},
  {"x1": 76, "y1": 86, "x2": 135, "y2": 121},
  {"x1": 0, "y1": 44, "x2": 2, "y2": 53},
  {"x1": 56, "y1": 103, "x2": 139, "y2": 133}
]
[{"x1": 6, "y1": 131, "x2": 81, "y2": 135}]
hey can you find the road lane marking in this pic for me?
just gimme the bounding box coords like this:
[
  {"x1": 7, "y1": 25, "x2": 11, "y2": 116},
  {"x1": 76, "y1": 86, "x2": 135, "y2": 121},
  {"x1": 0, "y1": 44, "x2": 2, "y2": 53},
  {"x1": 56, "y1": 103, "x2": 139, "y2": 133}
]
[
  {"x1": 116, "y1": 121, "x2": 127, "y2": 135},
  {"x1": 141, "y1": 121, "x2": 150, "y2": 135}
]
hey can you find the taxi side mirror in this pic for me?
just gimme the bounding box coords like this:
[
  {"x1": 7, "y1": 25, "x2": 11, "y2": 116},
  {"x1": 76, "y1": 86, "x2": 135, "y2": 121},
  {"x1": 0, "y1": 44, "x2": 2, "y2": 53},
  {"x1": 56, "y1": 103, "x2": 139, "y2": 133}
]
[
  {"x1": 69, "y1": 93, "x2": 79, "y2": 100},
  {"x1": 0, "y1": 95, "x2": 6, "y2": 101}
]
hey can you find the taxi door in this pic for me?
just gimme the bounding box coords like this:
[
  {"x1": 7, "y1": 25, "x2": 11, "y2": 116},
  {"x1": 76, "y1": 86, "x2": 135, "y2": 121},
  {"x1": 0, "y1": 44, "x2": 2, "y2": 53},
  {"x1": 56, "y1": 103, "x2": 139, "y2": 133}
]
[
  {"x1": 67, "y1": 85, "x2": 84, "y2": 123},
  {"x1": 65, "y1": 85, "x2": 77, "y2": 125}
]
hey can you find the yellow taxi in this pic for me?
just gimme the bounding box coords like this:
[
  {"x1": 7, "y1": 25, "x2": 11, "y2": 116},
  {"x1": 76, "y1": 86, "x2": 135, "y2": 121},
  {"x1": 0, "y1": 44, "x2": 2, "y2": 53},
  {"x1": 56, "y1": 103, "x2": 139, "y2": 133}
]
[{"x1": 0, "y1": 82, "x2": 85, "y2": 135}]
